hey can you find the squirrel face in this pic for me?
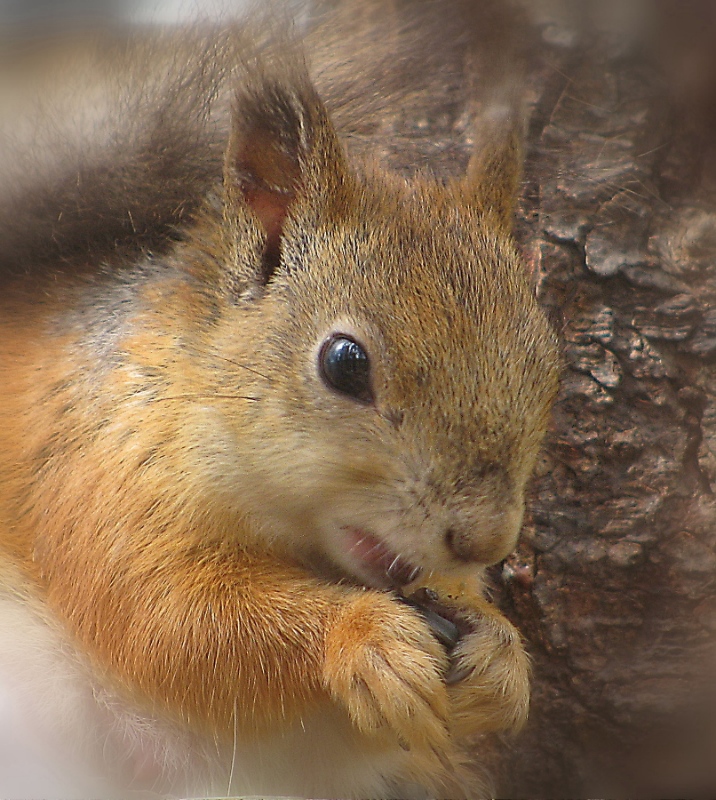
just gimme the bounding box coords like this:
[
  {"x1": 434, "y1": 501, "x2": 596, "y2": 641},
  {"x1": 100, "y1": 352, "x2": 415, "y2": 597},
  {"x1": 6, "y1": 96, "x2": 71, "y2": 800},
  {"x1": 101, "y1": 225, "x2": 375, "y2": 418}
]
[
  {"x1": 204, "y1": 189, "x2": 555, "y2": 590},
  {"x1": 178, "y1": 69, "x2": 560, "y2": 591}
]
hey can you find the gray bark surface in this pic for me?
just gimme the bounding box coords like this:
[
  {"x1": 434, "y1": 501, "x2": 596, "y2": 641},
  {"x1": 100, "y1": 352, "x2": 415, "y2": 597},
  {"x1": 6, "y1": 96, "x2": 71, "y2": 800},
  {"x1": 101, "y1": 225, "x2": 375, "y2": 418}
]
[{"x1": 488, "y1": 6, "x2": 716, "y2": 795}]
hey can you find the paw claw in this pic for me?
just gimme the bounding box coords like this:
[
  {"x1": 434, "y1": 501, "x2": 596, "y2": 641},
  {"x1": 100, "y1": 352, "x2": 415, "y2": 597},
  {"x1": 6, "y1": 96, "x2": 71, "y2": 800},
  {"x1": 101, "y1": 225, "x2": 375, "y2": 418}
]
[{"x1": 445, "y1": 661, "x2": 475, "y2": 686}]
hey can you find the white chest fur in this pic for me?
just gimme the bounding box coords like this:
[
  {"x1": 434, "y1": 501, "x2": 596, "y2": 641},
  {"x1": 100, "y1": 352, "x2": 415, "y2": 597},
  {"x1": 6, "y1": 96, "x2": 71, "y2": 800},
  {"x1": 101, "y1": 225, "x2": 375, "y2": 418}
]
[{"x1": 0, "y1": 584, "x2": 423, "y2": 799}]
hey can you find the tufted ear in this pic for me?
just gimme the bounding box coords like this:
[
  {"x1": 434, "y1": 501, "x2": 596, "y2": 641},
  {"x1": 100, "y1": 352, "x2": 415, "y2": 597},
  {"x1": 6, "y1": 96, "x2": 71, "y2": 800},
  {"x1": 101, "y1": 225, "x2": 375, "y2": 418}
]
[
  {"x1": 464, "y1": 108, "x2": 523, "y2": 229},
  {"x1": 223, "y1": 65, "x2": 348, "y2": 286}
]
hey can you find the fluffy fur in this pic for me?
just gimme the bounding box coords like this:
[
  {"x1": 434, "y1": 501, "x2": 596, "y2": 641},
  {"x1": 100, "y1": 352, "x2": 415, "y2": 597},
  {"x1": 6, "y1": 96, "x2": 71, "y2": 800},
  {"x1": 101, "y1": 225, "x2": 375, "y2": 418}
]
[{"x1": 0, "y1": 2, "x2": 559, "y2": 796}]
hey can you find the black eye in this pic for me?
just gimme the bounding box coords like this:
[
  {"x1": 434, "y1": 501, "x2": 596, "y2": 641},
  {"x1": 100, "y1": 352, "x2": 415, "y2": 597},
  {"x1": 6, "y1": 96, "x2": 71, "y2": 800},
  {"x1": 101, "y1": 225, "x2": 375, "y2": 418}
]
[{"x1": 319, "y1": 335, "x2": 373, "y2": 403}]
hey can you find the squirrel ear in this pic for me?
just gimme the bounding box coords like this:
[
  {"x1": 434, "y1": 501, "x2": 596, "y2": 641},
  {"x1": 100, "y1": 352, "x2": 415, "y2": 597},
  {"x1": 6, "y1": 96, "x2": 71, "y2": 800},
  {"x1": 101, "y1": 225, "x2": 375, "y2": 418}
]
[
  {"x1": 224, "y1": 68, "x2": 346, "y2": 285},
  {"x1": 464, "y1": 109, "x2": 523, "y2": 229}
]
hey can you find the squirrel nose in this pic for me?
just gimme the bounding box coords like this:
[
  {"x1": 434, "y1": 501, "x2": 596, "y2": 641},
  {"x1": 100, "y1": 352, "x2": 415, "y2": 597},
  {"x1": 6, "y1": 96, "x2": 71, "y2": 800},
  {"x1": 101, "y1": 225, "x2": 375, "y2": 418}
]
[{"x1": 444, "y1": 505, "x2": 523, "y2": 565}]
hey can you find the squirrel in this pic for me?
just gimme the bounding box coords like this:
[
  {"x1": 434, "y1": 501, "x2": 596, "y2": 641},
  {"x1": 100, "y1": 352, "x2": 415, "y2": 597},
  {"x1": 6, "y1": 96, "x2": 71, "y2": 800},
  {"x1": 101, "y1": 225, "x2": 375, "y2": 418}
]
[{"x1": 0, "y1": 3, "x2": 559, "y2": 798}]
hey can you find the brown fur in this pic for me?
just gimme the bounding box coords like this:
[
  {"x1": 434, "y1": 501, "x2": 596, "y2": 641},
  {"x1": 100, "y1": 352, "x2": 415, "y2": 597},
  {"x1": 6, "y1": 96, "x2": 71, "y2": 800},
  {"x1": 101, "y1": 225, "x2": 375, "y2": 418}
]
[{"x1": 0, "y1": 2, "x2": 559, "y2": 796}]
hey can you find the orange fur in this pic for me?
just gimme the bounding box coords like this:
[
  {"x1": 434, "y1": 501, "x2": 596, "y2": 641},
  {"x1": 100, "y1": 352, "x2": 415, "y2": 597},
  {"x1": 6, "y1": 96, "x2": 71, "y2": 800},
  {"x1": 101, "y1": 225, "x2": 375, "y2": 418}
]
[{"x1": 0, "y1": 4, "x2": 559, "y2": 797}]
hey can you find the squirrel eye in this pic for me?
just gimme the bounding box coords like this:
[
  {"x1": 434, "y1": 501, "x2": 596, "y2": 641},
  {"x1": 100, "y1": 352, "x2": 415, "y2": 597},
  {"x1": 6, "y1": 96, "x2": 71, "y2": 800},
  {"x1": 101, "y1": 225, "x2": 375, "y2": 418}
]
[{"x1": 319, "y1": 335, "x2": 373, "y2": 404}]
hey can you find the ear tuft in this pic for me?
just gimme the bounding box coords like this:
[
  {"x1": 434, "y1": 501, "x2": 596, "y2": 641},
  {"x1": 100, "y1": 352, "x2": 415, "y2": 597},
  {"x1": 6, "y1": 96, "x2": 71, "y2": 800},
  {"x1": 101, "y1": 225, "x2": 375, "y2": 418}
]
[
  {"x1": 465, "y1": 105, "x2": 524, "y2": 229},
  {"x1": 223, "y1": 65, "x2": 337, "y2": 286}
]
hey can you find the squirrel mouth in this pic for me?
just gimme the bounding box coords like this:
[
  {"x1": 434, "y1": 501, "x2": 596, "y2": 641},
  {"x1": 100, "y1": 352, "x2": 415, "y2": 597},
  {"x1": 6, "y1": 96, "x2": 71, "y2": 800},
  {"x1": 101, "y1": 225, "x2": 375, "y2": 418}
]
[{"x1": 341, "y1": 527, "x2": 422, "y2": 588}]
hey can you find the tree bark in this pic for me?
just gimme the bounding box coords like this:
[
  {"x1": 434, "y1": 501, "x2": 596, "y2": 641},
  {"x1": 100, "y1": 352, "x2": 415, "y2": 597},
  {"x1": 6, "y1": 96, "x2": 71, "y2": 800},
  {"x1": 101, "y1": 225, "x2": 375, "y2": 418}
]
[{"x1": 488, "y1": 4, "x2": 716, "y2": 796}]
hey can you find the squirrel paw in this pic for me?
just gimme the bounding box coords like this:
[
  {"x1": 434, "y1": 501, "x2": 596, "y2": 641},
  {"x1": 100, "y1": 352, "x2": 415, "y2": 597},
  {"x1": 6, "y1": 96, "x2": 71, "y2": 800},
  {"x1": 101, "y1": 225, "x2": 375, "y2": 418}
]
[
  {"x1": 323, "y1": 591, "x2": 450, "y2": 753},
  {"x1": 447, "y1": 605, "x2": 530, "y2": 738}
]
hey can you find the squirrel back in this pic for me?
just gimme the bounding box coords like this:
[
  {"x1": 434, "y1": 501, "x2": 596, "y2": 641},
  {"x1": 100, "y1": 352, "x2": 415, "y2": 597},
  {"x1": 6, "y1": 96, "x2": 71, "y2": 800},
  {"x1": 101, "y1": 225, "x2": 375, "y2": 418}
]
[{"x1": 0, "y1": 3, "x2": 559, "y2": 797}]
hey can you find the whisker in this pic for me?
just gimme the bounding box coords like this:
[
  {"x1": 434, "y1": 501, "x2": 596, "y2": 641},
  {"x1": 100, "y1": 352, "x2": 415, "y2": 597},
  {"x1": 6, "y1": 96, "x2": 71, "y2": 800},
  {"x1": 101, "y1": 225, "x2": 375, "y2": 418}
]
[
  {"x1": 227, "y1": 702, "x2": 238, "y2": 797},
  {"x1": 147, "y1": 394, "x2": 260, "y2": 403},
  {"x1": 208, "y1": 351, "x2": 272, "y2": 383}
]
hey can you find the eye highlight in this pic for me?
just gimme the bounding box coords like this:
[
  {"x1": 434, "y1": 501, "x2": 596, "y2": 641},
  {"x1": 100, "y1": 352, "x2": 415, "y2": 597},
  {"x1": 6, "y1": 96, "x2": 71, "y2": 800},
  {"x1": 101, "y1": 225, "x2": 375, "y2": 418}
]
[{"x1": 319, "y1": 334, "x2": 373, "y2": 404}]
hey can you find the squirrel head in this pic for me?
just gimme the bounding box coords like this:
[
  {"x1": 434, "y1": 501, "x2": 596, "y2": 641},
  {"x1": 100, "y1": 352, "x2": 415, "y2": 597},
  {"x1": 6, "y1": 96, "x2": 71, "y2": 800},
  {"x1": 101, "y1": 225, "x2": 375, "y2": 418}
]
[{"x1": 185, "y1": 62, "x2": 560, "y2": 589}]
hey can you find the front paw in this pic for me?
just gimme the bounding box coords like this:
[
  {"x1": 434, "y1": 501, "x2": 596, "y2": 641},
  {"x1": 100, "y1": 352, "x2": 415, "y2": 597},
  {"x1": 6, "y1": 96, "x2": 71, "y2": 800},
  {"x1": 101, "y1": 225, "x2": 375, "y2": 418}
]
[
  {"x1": 447, "y1": 605, "x2": 530, "y2": 738},
  {"x1": 403, "y1": 576, "x2": 530, "y2": 739},
  {"x1": 323, "y1": 591, "x2": 451, "y2": 754}
]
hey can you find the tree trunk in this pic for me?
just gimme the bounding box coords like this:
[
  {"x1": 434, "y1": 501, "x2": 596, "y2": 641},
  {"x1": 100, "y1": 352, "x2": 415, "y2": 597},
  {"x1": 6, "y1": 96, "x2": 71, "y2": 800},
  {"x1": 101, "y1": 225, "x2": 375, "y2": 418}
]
[{"x1": 488, "y1": 3, "x2": 716, "y2": 796}]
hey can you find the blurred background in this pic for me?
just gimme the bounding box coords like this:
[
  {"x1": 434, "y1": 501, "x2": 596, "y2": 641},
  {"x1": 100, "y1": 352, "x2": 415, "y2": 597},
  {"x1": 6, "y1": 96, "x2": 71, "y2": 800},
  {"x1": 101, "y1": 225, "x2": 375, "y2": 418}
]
[{"x1": 0, "y1": 0, "x2": 246, "y2": 29}]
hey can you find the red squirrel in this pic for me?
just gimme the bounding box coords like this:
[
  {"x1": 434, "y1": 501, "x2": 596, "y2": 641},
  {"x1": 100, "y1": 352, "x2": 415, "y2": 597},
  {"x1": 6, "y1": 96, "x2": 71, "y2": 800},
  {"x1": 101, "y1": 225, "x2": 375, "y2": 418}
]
[{"x1": 0, "y1": 5, "x2": 559, "y2": 797}]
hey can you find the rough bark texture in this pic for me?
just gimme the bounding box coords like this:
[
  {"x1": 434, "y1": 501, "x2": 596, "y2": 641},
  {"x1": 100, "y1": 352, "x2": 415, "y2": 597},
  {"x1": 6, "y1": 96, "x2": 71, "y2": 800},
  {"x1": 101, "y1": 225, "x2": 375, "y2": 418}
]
[{"x1": 488, "y1": 4, "x2": 716, "y2": 796}]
